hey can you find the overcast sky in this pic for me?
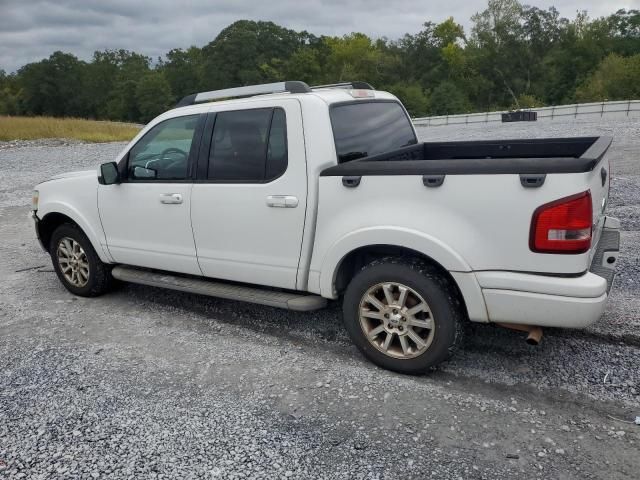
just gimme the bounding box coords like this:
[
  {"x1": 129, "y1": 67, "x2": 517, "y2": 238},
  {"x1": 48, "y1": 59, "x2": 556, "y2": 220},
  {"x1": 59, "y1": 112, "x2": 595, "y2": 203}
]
[{"x1": 1, "y1": 0, "x2": 637, "y2": 73}]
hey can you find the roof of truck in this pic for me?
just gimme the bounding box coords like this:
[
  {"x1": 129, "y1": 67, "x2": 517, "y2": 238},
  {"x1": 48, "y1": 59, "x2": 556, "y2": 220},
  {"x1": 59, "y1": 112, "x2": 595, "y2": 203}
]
[{"x1": 167, "y1": 81, "x2": 399, "y2": 117}]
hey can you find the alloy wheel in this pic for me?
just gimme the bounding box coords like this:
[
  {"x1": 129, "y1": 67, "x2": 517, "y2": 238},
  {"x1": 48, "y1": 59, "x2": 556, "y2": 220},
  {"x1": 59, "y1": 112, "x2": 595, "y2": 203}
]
[
  {"x1": 56, "y1": 237, "x2": 90, "y2": 287},
  {"x1": 358, "y1": 282, "x2": 435, "y2": 359}
]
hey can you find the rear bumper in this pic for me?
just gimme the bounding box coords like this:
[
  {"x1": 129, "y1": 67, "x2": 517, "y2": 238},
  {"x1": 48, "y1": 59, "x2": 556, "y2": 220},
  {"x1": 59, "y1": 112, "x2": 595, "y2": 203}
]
[
  {"x1": 589, "y1": 216, "x2": 620, "y2": 294},
  {"x1": 476, "y1": 216, "x2": 620, "y2": 329},
  {"x1": 481, "y1": 287, "x2": 607, "y2": 328}
]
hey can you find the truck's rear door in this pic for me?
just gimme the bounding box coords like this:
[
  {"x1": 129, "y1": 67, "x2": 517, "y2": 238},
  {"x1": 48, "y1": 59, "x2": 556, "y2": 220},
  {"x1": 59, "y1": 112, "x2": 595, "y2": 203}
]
[{"x1": 190, "y1": 99, "x2": 307, "y2": 289}]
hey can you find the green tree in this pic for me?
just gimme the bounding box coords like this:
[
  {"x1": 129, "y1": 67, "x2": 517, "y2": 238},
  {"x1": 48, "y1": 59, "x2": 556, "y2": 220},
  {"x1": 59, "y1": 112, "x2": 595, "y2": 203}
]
[
  {"x1": 135, "y1": 73, "x2": 173, "y2": 123},
  {"x1": 17, "y1": 51, "x2": 86, "y2": 116},
  {"x1": 3, "y1": 4, "x2": 640, "y2": 122},
  {"x1": 607, "y1": 9, "x2": 640, "y2": 56},
  {"x1": 539, "y1": 13, "x2": 613, "y2": 104},
  {"x1": 469, "y1": 0, "x2": 527, "y2": 107},
  {"x1": 284, "y1": 48, "x2": 323, "y2": 84},
  {"x1": 81, "y1": 50, "x2": 150, "y2": 118},
  {"x1": 441, "y1": 42, "x2": 467, "y2": 79},
  {"x1": 434, "y1": 17, "x2": 466, "y2": 47},
  {"x1": 429, "y1": 81, "x2": 470, "y2": 114},
  {"x1": 324, "y1": 33, "x2": 376, "y2": 82},
  {"x1": 94, "y1": 50, "x2": 152, "y2": 122},
  {"x1": 386, "y1": 82, "x2": 430, "y2": 116},
  {"x1": 160, "y1": 47, "x2": 203, "y2": 100},
  {"x1": 105, "y1": 80, "x2": 139, "y2": 122},
  {"x1": 0, "y1": 70, "x2": 21, "y2": 115},
  {"x1": 394, "y1": 22, "x2": 441, "y2": 85},
  {"x1": 200, "y1": 20, "x2": 308, "y2": 89},
  {"x1": 575, "y1": 53, "x2": 640, "y2": 101}
]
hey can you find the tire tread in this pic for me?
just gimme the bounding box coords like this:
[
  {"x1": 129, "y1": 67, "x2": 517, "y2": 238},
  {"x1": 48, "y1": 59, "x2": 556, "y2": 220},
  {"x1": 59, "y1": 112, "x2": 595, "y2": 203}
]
[
  {"x1": 50, "y1": 223, "x2": 114, "y2": 297},
  {"x1": 343, "y1": 255, "x2": 465, "y2": 374}
]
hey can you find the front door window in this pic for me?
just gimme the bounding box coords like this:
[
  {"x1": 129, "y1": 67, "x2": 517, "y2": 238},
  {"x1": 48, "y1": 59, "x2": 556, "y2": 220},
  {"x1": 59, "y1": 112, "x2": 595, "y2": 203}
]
[{"x1": 128, "y1": 115, "x2": 199, "y2": 181}]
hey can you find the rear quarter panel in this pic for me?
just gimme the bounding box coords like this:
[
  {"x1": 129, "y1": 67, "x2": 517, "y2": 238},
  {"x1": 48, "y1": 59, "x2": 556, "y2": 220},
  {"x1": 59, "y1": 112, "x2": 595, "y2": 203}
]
[{"x1": 311, "y1": 172, "x2": 599, "y2": 298}]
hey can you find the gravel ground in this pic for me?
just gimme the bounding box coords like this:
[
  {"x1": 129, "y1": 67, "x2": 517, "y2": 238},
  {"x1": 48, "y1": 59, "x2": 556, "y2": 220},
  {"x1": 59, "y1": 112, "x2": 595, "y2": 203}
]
[{"x1": 1, "y1": 118, "x2": 639, "y2": 479}]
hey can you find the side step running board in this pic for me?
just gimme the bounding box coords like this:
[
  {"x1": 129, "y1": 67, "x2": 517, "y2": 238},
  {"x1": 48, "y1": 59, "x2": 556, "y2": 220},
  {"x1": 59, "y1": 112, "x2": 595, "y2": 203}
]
[{"x1": 111, "y1": 266, "x2": 327, "y2": 312}]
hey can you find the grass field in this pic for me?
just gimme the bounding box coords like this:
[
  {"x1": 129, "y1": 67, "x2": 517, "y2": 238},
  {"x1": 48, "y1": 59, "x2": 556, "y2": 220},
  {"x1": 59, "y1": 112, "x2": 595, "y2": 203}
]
[{"x1": 0, "y1": 116, "x2": 141, "y2": 142}]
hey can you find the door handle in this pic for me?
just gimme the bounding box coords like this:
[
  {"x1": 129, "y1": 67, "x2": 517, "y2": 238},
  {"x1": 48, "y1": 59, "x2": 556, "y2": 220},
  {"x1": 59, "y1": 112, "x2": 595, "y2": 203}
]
[
  {"x1": 266, "y1": 195, "x2": 298, "y2": 208},
  {"x1": 160, "y1": 193, "x2": 183, "y2": 204}
]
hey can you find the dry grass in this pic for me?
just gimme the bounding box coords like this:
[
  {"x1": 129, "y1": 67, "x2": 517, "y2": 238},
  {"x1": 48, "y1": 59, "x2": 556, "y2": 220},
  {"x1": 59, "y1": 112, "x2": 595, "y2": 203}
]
[{"x1": 0, "y1": 116, "x2": 141, "y2": 142}]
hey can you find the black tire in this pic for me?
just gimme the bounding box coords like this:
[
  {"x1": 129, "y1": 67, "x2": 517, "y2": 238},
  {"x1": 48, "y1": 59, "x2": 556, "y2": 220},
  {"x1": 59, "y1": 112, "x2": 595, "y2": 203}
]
[
  {"x1": 342, "y1": 257, "x2": 464, "y2": 374},
  {"x1": 49, "y1": 223, "x2": 114, "y2": 297}
]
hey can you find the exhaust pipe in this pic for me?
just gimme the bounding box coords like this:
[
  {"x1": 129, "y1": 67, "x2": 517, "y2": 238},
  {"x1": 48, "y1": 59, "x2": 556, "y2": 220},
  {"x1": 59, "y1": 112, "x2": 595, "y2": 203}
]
[{"x1": 496, "y1": 323, "x2": 543, "y2": 346}]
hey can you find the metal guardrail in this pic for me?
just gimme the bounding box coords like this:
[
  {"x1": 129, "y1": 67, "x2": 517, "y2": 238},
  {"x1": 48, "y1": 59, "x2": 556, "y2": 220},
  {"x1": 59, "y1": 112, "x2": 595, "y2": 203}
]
[{"x1": 413, "y1": 100, "x2": 640, "y2": 127}]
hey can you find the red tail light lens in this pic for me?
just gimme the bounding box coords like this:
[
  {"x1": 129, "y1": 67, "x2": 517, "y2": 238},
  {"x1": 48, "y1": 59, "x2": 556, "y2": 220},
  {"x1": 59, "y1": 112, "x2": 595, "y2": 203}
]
[{"x1": 530, "y1": 191, "x2": 592, "y2": 254}]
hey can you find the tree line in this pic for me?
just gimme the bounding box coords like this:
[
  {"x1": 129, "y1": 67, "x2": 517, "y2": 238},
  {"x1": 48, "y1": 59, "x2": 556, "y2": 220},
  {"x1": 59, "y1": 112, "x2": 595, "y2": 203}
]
[{"x1": 0, "y1": 0, "x2": 638, "y2": 123}]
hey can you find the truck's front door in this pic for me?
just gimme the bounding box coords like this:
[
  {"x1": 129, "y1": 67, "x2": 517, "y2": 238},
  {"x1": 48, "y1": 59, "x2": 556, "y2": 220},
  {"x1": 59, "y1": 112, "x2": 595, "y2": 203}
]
[
  {"x1": 98, "y1": 114, "x2": 204, "y2": 275},
  {"x1": 191, "y1": 100, "x2": 307, "y2": 289}
]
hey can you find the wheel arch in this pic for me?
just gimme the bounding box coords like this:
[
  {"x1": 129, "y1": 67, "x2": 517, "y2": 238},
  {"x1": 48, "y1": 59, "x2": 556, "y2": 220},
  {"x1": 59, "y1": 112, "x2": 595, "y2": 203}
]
[
  {"x1": 317, "y1": 229, "x2": 488, "y2": 322},
  {"x1": 335, "y1": 243, "x2": 465, "y2": 298},
  {"x1": 38, "y1": 212, "x2": 78, "y2": 252},
  {"x1": 37, "y1": 206, "x2": 112, "y2": 263}
]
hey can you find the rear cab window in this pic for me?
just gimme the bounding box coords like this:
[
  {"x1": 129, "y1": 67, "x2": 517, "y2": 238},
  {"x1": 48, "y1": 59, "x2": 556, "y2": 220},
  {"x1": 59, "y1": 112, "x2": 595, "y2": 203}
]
[{"x1": 330, "y1": 101, "x2": 417, "y2": 163}]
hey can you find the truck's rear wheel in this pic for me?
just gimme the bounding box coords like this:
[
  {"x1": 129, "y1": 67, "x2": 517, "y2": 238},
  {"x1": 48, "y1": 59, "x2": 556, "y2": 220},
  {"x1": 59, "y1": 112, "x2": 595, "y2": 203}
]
[
  {"x1": 50, "y1": 224, "x2": 114, "y2": 297},
  {"x1": 342, "y1": 257, "x2": 464, "y2": 374}
]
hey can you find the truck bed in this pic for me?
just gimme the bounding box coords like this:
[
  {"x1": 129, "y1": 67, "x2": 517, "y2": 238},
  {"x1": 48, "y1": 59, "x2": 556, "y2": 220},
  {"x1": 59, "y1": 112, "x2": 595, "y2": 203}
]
[
  {"x1": 312, "y1": 135, "x2": 613, "y2": 285},
  {"x1": 321, "y1": 136, "x2": 612, "y2": 176}
]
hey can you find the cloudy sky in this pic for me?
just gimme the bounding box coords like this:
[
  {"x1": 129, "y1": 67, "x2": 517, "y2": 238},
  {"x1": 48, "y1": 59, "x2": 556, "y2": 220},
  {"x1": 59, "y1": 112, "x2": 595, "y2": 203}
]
[{"x1": 1, "y1": 0, "x2": 636, "y2": 73}]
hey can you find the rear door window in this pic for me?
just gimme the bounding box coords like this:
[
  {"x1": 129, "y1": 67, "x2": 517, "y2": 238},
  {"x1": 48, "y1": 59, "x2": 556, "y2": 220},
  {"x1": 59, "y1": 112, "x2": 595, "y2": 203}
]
[
  {"x1": 208, "y1": 108, "x2": 287, "y2": 182},
  {"x1": 330, "y1": 101, "x2": 417, "y2": 163}
]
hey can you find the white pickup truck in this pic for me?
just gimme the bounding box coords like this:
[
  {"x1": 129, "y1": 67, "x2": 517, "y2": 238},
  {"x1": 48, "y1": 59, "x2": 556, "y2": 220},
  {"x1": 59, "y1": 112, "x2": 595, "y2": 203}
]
[{"x1": 32, "y1": 81, "x2": 620, "y2": 374}]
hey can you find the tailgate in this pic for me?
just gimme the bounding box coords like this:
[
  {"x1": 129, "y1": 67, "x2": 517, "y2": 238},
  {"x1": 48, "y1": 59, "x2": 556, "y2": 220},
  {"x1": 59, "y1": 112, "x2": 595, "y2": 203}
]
[
  {"x1": 586, "y1": 145, "x2": 612, "y2": 261},
  {"x1": 585, "y1": 140, "x2": 619, "y2": 292}
]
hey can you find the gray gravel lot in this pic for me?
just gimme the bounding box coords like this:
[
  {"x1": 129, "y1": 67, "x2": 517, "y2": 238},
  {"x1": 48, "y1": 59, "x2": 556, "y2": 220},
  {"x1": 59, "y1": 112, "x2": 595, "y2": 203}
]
[{"x1": 1, "y1": 118, "x2": 639, "y2": 479}]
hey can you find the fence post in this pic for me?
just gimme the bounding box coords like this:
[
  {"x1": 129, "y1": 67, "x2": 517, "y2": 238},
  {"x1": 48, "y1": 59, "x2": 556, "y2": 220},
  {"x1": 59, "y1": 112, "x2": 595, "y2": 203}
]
[{"x1": 601, "y1": 102, "x2": 604, "y2": 117}]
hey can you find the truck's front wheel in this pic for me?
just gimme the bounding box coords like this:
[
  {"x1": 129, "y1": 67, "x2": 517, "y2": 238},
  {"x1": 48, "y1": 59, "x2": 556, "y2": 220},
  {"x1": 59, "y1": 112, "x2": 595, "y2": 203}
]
[
  {"x1": 50, "y1": 224, "x2": 114, "y2": 297},
  {"x1": 342, "y1": 257, "x2": 464, "y2": 374}
]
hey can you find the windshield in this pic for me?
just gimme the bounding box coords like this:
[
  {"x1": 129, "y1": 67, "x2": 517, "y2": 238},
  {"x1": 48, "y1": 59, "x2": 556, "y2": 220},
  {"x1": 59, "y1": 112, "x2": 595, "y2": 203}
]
[{"x1": 330, "y1": 101, "x2": 417, "y2": 163}]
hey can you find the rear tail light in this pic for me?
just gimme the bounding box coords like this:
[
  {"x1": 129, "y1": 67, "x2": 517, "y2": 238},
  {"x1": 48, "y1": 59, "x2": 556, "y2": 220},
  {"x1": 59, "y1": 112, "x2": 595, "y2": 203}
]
[{"x1": 530, "y1": 191, "x2": 592, "y2": 254}]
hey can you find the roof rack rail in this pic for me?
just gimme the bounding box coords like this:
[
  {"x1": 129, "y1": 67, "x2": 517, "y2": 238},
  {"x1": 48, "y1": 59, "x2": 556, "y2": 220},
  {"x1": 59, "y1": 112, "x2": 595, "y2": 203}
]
[
  {"x1": 176, "y1": 81, "x2": 312, "y2": 107},
  {"x1": 311, "y1": 81, "x2": 374, "y2": 90}
]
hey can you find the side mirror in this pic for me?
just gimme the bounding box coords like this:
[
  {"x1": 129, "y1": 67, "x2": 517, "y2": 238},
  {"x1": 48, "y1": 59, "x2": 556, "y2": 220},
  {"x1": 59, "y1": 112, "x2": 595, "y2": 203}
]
[{"x1": 99, "y1": 162, "x2": 120, "y2": 185}]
